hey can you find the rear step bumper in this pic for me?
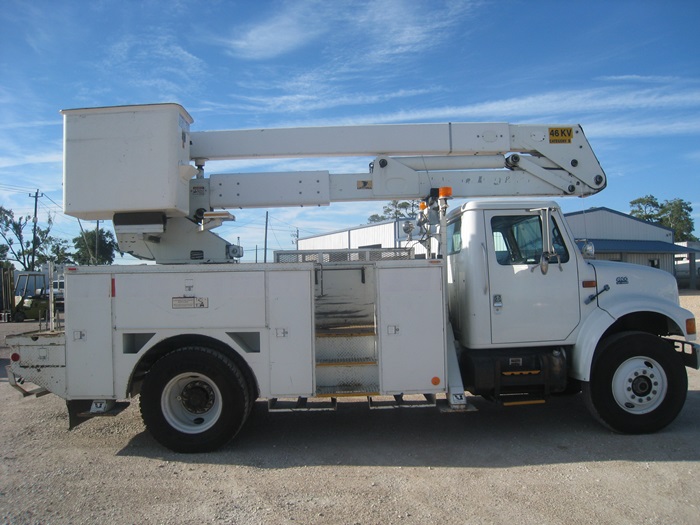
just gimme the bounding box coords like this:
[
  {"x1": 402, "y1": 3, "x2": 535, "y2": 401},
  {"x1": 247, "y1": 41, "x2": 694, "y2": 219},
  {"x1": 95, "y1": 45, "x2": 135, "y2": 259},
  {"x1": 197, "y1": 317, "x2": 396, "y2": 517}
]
[{"x1": 6, "y1": 365, "x2": 49, "y2": 398}]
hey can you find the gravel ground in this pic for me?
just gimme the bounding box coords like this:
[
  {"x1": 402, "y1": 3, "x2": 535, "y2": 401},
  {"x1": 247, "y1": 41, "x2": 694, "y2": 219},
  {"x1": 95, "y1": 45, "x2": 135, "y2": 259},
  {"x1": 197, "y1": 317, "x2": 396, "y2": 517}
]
[{"x1": 1, "y1": 292, "x2": 699, "y2": 525}]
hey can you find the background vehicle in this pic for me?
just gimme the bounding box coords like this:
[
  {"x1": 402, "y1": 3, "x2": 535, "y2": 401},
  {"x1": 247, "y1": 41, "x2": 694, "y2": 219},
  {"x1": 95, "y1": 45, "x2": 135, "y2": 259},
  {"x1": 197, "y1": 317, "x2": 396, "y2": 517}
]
[{"x1": 11, "y1": 271, "x2": 50, "y2": 322}]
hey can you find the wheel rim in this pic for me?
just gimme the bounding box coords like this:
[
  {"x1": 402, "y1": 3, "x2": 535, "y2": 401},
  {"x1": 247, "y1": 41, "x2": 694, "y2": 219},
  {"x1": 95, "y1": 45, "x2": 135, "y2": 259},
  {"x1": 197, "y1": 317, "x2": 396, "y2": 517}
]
[
  {"x1": 611, "y1": 357, "x2": 668, "y2": 414},
  {"x1": 161, "y1": 373, "x2": 222, "y2": 434}
]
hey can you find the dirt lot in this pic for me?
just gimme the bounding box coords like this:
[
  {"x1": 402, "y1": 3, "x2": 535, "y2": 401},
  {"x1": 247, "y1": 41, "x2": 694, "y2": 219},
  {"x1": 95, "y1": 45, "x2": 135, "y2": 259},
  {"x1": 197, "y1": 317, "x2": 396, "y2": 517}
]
[{"x1": 1, "y1": 292, "x2": 699, "y2": 525}]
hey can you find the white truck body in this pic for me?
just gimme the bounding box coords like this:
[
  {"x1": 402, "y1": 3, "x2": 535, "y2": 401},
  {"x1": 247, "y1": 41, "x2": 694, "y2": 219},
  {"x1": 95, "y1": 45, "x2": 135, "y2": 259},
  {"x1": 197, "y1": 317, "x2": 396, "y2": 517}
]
[
  {"x1": 15, "y1": 258, "x2": 447, "y2": 401},
  {"x1": 7, "y1": 104, "x2": 698, "y2": 453}
]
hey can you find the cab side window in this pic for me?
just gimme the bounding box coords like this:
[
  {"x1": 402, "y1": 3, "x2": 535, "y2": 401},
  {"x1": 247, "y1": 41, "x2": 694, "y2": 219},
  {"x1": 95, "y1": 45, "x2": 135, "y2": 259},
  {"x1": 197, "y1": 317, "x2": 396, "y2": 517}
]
[
  {"x1": 491, "y1": 215, "x2": 569, "y2": 265},
  {"x1": 447, "y1": 219, "x2": 462, "y2": 255}
]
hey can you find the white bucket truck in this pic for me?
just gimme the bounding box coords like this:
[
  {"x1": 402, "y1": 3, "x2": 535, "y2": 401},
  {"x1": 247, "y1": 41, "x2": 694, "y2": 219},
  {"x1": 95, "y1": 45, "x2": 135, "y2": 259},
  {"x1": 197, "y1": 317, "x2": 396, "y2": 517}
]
[{"x1": 7, "y1": 104, "x2": 698, "y2": 452}]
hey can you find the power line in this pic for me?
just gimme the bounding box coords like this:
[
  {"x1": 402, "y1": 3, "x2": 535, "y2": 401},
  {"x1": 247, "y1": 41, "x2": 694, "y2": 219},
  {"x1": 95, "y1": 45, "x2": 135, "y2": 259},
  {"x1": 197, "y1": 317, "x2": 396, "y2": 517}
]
[
  {"x1": 0, "y1": 182, "x2": 39, "y2": 193},
  {"x1": 43, "y1": 194, "x2": 63, "y2": 209}
]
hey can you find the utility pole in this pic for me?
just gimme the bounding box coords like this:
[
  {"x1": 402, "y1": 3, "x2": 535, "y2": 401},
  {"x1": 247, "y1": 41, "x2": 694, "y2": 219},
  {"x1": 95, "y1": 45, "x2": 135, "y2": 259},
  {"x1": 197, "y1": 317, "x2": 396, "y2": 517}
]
[
  {"x1": 264, "y1": 211, "x2": 269, "y2": 263},
  {"x1": 95, "y1": 220, "x2": 100, "y2": 265},
  {"x1": 29, "y1": 189, "x2": 43, "y2": 271}
]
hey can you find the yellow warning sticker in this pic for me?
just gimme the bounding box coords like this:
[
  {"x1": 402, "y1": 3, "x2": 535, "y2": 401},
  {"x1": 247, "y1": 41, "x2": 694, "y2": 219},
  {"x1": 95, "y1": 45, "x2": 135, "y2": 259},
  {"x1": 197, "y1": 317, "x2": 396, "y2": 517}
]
[{"x1": 549, "y1": 127, "x2": 573, "y2": 144}]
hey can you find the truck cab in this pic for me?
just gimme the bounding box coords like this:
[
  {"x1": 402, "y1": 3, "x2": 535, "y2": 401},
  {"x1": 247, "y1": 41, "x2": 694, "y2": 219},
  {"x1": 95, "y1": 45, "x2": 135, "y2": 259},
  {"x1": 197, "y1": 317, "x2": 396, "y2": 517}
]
[
  {"x1": 447, "y1": 200, "x2": 586, "y2": 350},
  {"x1": 445, "y1": 199, "x2": 696, "y2": 432}
]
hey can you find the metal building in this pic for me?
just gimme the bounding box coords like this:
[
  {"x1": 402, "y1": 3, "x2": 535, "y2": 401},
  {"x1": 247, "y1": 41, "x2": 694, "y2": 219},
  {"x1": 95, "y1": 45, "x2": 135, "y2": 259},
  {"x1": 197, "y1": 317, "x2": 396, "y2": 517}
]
[
  {"x1": 564, "y1": 207, "x2": 680, "y2": 272},
  {"x1": 298, "y1": 218, "x2": 430, "y2": 257},
  {"x1": 298, "y1": 205, "x2": 699, "y2": 287}
]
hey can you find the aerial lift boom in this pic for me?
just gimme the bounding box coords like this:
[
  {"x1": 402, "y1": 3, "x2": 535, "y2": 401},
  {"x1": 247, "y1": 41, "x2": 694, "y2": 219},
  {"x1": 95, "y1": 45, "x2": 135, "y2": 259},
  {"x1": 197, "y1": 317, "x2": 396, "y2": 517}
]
[{"x1": 61, "y1": 104, "x2": 606, "y2": 263}]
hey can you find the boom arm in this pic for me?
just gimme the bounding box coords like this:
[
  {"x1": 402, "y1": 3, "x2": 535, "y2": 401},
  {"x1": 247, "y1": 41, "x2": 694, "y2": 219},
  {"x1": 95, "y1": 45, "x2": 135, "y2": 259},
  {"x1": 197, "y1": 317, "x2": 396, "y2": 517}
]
[
  {"x1": 60, "y1": 104, "x2": 606, "y2": 263},
  {"x1": 191, "y1": 122, "x2": 605, "y2": 209}
]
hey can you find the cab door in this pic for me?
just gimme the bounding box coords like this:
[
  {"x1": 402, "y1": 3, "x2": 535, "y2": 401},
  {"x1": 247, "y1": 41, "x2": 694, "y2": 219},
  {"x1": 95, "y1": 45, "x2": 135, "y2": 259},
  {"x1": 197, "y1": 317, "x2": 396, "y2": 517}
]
[{"x1": 485, "y1": 210, "x2": 580, "y2": 344}]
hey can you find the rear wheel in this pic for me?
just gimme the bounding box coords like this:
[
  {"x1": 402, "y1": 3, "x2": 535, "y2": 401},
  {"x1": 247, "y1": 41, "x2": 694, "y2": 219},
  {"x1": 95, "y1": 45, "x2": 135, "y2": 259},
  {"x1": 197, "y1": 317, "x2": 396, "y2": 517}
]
[
  {"x1": 584, "y1": 332, "x2": 687, "y2": 434},
  {"x1": 140, "y1": 346, "x2": 250, "y2": 453}
]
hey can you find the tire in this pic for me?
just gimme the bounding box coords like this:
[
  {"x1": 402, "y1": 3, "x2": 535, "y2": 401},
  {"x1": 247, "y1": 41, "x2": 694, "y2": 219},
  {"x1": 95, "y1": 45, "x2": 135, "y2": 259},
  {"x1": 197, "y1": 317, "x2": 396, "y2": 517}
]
[
  {"x1": 583, "y1": 331, "x2": 687, "y2": 434},
  {"x1": 13, "y1": 311, "x2": 25, "y2": 323},
  {"x1": 140, "y1": 346, "x2": 250, "y2": 453}
]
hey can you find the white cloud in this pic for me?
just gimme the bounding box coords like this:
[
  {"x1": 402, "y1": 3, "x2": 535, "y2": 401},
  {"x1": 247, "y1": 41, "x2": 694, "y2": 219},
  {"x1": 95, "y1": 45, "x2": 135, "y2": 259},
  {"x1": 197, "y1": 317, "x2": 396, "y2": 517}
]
[
  {"x1": 100, "y1": 33, "x2": 207, "y2": 100},
  {"x1": 271, "y1": 84, "x2": 700, "y2": 139},
  {"x1": 597, "y1": 75, "x2": 689, "y2": 84},
  {"x1": 212, "y1": 87, "x2": 435, "y2": 115},
  {"x1": 213, "y1": 0, "x2": 477, "y2": 115},
  {"x1": 219, "y1": 3, "x2": 328, "y2": 60},
  {"x1": 0, "y1": 152, "x2": 62, "y2": 170},
  {"x1": 346, "y1": 0, "x2": 475, "y2": 66},
  {"x1": 362, "y1": 87, "x2": 700, "y2": 123},
  {"x1": 0, "y1": 120, "x2": 61, "y2": 131}
]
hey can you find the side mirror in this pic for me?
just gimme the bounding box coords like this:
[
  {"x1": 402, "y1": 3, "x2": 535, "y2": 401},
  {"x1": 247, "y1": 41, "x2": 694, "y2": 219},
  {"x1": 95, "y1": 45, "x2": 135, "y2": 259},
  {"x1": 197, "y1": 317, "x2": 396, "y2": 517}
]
[{"x1": 581, "y1": 241, "x2": 595, "y2": 259}]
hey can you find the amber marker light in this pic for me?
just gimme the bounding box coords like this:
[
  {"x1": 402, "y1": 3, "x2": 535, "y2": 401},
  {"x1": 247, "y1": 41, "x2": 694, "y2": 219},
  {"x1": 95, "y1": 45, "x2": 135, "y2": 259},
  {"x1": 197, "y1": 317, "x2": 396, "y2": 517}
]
[
  {"x1": 582, "y1": 280, "x2": 597, "y2": 288},
  {"x1": 431, "y1": 376, "x2": 441, "y2": 386},
  {"x1": 687, "y1": 318, "x2": 697, "y2": 336},
  {"x1": 419, "y1": 202, "x2": 428, "y2": 210},
  {"x1": 438, "y1": 186, "x2": 453, "y2": 199}
]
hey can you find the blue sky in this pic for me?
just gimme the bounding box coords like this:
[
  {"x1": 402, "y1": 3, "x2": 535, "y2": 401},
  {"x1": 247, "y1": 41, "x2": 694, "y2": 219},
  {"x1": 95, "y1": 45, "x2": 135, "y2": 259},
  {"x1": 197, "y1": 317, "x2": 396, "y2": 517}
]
[{"x1": 1, "y1": 0, "x2": 699, "y2": 262}]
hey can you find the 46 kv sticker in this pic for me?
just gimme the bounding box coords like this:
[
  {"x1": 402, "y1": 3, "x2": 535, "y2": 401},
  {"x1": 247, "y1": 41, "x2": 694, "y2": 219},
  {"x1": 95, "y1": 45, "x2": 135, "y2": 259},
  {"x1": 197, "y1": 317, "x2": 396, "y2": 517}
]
[{"x1": 549, "y1": 127, "x2": 573, "y2": 144}]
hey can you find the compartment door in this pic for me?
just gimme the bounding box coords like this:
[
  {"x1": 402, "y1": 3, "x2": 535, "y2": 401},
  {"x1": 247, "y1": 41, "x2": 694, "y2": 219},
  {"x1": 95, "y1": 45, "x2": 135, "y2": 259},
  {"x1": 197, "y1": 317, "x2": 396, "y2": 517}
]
[
  {"x1": 65, "y1": 273, "x2": 114, "y2": 397},
  {"x1": 268, "y1": 270, "x2": 315, "y2": 396},
  {"x1": 378, "y1": 266, "x2": 446, "y2": 394}
]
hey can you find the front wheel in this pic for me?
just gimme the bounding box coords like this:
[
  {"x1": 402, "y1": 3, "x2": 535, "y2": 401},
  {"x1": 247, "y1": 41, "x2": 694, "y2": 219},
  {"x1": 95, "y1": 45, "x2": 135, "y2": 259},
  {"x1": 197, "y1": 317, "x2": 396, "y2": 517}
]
[
  {"x1": 584, "y1": 332, "x2": 687, "y2": 434},
  {"x1": 140, "y1": 347, "x2": 250, "y2": 453}
]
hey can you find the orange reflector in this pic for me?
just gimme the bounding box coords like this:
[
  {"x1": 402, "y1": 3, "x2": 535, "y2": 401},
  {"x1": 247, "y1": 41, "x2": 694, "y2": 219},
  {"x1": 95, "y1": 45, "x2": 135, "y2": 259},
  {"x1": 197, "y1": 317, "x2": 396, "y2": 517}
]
[
  {"x1": 502, "y1": 399, "x2": 546, "y2": 407},
  {"x1": 431, "y1": 376, "x2": 441, "y2": 386},
  {"x1": 439, "y1": 186, "x2": 453, "y2": 198},
  {"x1": 687, "y1": 318, "x2": 697, "y2": 336},
  {"x1": 419, "y1": 202, "x2": 427, "y2": 210},
  {"x1": 582, "y1": 280, "x2": 597, "y2": 288}
]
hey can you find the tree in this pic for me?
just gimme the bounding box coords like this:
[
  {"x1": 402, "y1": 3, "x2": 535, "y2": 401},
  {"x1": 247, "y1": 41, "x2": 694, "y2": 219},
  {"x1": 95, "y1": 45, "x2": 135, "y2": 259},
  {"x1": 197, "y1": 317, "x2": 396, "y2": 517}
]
[
  {"x1": 629, "y1": 195, "x2": 698, "y2": 242},
  {"x1": 72, "y1": 228, "x2": 118, "y2": 265},
  {"x1": 367, "y1": 200, "x2": 420, "y2": 223},
  {"x1": 0, "y1": 206, "x2": 55, "y2": 270},
  {"x1": 629, "y1": 195, "x2": 661, "y2": 222},
  {"x1": 36, "y1": 237, "x2": 75, "y2": 266},
  {"x1": 661, "y1": 198, "x2": 698, "y2": 242}
]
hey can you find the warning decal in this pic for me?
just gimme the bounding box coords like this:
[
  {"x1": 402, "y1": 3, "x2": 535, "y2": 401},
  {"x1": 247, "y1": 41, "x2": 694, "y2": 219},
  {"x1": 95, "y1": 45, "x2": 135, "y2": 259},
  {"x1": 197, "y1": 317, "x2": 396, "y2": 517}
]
[
  {"x1": 549, "y1": 127, "x2": 573, "y2": 144},
  {"x1": 172, "y1": 297, "x2": 209, "y2": 309}
]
